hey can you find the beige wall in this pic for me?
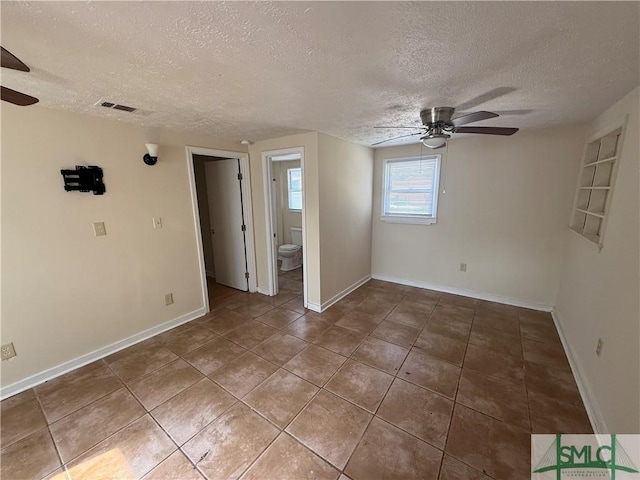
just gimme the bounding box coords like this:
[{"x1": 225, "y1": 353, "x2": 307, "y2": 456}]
[
  {"x1": 277, "y1": 160, "x2": 302, "y2": 245},
  {"x1": 555, "y1": 87, "x2": 640, "y2": 433},
  {"x1": 1, "y1": 104, "x2": 244, "y2": 388},
  {"x1": 318, "y1": 133, "x2": 373, "y2": 305},
  {"x1": 193, "y1": 155, "x2": 215, "y2": 276},
  {"x1": 371, "y1": 125, "x2": 587, "y2": 308},
  {"x1": 248, "y1": 133, "x2": 321, "y2": 304}
]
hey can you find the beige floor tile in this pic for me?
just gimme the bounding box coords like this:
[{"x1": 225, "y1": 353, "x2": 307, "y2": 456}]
[
  {"x1": 438, "y1": 293, "x2": 477, "y2": 309},
  {"x1": 468, "y1": 324, "x2": 523, "y2": 358},
  {"x1": 345, "y1": 417, "x2": 442, "y2": 480},
  {"x1": 377, "y1": 378, "x2": 453, "y2": 449},
  {"x1": 142, "y1": 450, "x2": 204, "y2": 480},
  {"x1": 522, "y1": 338, "x2": 571, "y2": 372},
  {"x1": 371, "y1": 320, "x2": 420, "y2": 348},
  {"x1": 286, "y1": 390, "x2": 371, "y2": 470},
  {"x1": 283, "y1": 315, "x2": 333, "y2": 342},
  {"x1": 282, "y1": 296, "x2": 307, "y2": 314},
  {"x1": 182, "y1": 403, "x2": 279, "y2": 480},
  {"x1": 35, "y1": 361, "x2": 123, "y2": 423},
  {"x1": 446, "y1": 404, "x2": 530, "y2": 480},
  {"x1": 313, "y1": 326, "x2": 365, "y2": 356},
  {"x1": 385, "y1": 308, "x2": 429, "y2": 329},
  {"x1": 105, "y1": 339, "x2": 178, "y2": 384},
  {"x1": 335, "y1": 311, "x2": 382, "y2": 336},
  {"x1": 457, "y1": 369, "x2": 530, "y2": 431},
  {"x1": 0, "y1": 389, "x2": 47, "y2": 447},
  {"x1": 128, "y1": 359, "x2": 203, "y2": 410},
  {"x1": 251, "y1": 332, "x2": 308, "y2": 366},
  {"x1": 473, "y1": 311, "x2": 520, "y2": 335},
  {"x1": 157, "y1": 326, "x2": 218, "y2": 356},
  {"x1": 0, "y1": 428, "x2": 61, "y2": 480},
  {"x1": 151, "y1": 378, "x2": 236, "y2": 445},
  {"x1": 210, "y1": 351, "x2": 279, "y2": 398},
  {"x1": 524, "y1": 361, "x2": 583, "y2": 406},
  {"x1": 439, "y1": 455, "x2": 493, "y2": 480},
  {"x1": 255, "y1": 307, "x2": 302, "y2": 329},
  {"x1": 414, "y1": 330, "x2": 467, "y2": 365},
  {"x1": 223, "y1": 320, "x2": 278, "y2": 349},
  {"x1": 283, "y1": 345, "x2": 347, "y2": 386},
  {"x1": 476, "y1": 300, "x2": 519, "y2": 318},
  {"x1": 398, "y1": 350, "x2": 460, "y2": 399},
  {"x1": 183, "y1": 337, "x2": 247, "y2": 375},
  {"x1": 430, "y1": 304, "x2": 474, "y2": 324},
  {"x1": 66, "y1": 414, "x2": 175, "y2": 480},
  {"x1": 519, "y1": 319, "x2": 562, "y2": 344},
  {"x1": 394, "y1": 297, "x2": 438, "y2": 317},
  {"x1": 242, "y1": 433, "x2": 340, "y2": 480},
  {"x1": 50, "y1": 387, "x2": 145, "y2": 462},
  {"x1": 464, "y1": 344, "x2": 525, "y2": 385},
  {"x1": 325, "y1": 360, "x2": 393, "y2": 413},
  {"x1": 244, "y1": 369, "x2": 318, "y2": 428},
  {"x1": 528, "y1": 391, "x2": 592, "y2": 433},
  {"x1": 423, "y1": 315, "x2": 472, "y2": 342},
  {"x1": 354, "y1": 297, "x2": 396, "y2": 317},
  {"x1": 351, "y1": 336, "x2": 408, "y2": 375},
  {"x1": 198, "y1": 310, "x2": 252, "y2": 335}
]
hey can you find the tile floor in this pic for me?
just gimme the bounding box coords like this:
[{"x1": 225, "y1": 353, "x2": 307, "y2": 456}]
[{"x1": 1, "y1": 278, "x2": 592, "y2": 480}]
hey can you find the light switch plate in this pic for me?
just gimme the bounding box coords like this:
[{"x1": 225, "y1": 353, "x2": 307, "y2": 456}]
[{"x1": 93, "y1": 222, "x2": 106, "y2": 236}]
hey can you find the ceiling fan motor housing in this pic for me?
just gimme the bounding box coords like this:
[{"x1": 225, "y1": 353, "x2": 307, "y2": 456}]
[{"x1": 420, "y1": 107, "x2": 455, "y2": 127}]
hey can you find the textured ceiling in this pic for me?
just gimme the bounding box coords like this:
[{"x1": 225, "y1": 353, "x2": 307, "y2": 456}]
[{"x1": 1, "y1": 1, "x2": 638, "y2": 147}]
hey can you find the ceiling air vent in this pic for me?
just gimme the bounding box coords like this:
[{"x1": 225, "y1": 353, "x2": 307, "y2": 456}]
[{"x1": 94, "y1": 99, "x2": 138, "y2": 113}]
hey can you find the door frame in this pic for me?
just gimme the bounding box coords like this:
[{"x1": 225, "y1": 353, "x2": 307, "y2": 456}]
[
  {"x1": 261, "y1": 147, "x2": 308, "y2": 308},
  {"x1": 186, "y1": 146, "x2": 257, "y2": 311}
]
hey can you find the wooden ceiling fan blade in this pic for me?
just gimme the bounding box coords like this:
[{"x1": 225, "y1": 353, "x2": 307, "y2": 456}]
[
  {"x1": 1, "y1": 47, "x2": 30, "y2": 72},
  {"x1": 372, "y1": 132, "x2": 422, "y2": 146},
  {"x1": 451, "y1": 110, "x2": 499, "y2": 126},
  {"x1": 1, "y1": 86, "x2": 39, "y2": 106},
  {"x1": 454, "y1": 126, "x2": 519, "y2": 135}
]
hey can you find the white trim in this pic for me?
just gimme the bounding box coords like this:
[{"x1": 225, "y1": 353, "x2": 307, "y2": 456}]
[
  {"x1": 262, "y1": 147, "x2": 309, "y2": 309},
  {"x1": 0, "y1": 307, "x2": 206, "y2": 400},
  {"x1": 206, "y1": 271, "x2": 216, "y2": 279},
  {"x1": 257, "y1": 287, "x2": 271, "y2": 296},
  {"x1": 551, "y1": 310, "x2": 606, "y2": 433},
  {"x1": 306, "y1": 302, "x2": 322, "y2": 313},
  {"x1": 186, "y1": 146, "x2": 258, "y2": 306},
  {"x1": 371, "y1": 273, "x2": 553, "y2": 311},
  {"x1": 320, "y1": 274, "x2": 372, "y2": 311}
]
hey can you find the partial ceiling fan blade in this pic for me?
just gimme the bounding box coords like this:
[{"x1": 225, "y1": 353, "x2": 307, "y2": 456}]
[
  {"x1": 1, "y1": 86, "x2": 39, "y2": 106},
  {"x1": 453, "y1": 126, "x2": 519, "y2": 135},
  {"x1": 372, "y1": 132, "x2": 422, "y2": 146},
  {"x1": 451, "y1": 110, "x2": 499, "y2": 126},
  {"x1": 374, "y1": 126, "x2": 424, "y2": 129},
  {"x1": 1, "y1": 47, "x2": 30, "y2": 72}
]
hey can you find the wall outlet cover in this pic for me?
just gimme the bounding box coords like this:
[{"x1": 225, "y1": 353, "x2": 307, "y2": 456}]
[
  {"x1": 164, "y1": 293, "x2": 174, "y2": 305},
  {"x1": 93, "y1": 222, "x2": 107, "y2": 236},
  {"x1": 153, "y1": 217, "x2": 163, "y2": 229},
  {"x1": 1, "y1": 343, "x2": 17, "y2": 361}
]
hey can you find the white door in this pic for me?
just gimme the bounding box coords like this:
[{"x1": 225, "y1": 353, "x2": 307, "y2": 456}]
[{"x1": 205, "y1": 159, "x2": 248, "y2": 291}]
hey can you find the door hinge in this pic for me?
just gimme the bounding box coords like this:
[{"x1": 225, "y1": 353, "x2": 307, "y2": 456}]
[
  {"x1": 245, "y1": 272, "x2": 250, "y2": 279},
  {"x1": 241, "y1": 224, "x2": 247, "y2": 232},
  {"x1": 237, "y1": 173, "x2": 243, "y2": 181}
]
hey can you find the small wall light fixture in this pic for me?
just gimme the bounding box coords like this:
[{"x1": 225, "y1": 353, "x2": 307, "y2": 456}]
[{"x1": 143, "y1": 143, "x2": 159, "y2": 165}]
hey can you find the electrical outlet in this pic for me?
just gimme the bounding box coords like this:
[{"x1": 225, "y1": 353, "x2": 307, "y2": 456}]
[
  {"x1": 153, "y1": 217, "x2": 163, "y2": 229},
  {"x1": 164, "y1": 293, "x2": 174, "y2": 306},
  {"x1": 93, "y1": 222, "x2": 107, "y2": 236},
  {"x1": 459, "y1": 263, "x2": 467, "y2": 272},
  {"x1": 1, "y1": 343, "x2": 17, "y2": 361},
  {"x1": 596, "y1": 338, "x2": 604, "y2": 357}
]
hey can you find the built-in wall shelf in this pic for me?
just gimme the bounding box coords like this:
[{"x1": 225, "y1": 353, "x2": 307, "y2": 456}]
[{"x1": 570, "y1": 124, "x2": 625, "y2": 249}]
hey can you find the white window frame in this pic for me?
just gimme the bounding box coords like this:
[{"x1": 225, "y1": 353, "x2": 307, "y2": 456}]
[
  {"x1": 287, "y1": 167, "x2": 303, "y2": 211},
  {"x1": 381, "y1": 155, "x2": 442, "y2": 225}
]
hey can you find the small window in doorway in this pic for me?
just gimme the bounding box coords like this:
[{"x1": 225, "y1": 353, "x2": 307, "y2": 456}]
[{"x1": 287, "y1": 167, "x2": 302, "y2": 210}]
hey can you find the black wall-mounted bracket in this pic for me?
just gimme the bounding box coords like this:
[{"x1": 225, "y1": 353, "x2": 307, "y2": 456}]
[{"x1": 60, "y1": 165, "x2": 106, "y2": 195}]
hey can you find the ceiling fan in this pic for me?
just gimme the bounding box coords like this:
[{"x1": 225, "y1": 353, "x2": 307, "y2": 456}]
[
  {"x1": 1, "y1": 47, "x2": 39, "y2": 106},
  {"x1": 373, "y1": 107, "x2": 518, "y2": 148}
]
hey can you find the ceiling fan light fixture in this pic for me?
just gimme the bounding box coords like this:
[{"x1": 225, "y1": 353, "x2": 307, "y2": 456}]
[{"x1": 421, "y1": 133, "x2": 449, "y2": 149}]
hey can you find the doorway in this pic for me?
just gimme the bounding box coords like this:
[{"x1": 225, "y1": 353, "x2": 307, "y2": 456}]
[
  {"x1": 262, "y1": 147, "x2": 307, "y2": 308},
  {"x1": 186, "y1": 147, "x2": 257, "y2": 311}
]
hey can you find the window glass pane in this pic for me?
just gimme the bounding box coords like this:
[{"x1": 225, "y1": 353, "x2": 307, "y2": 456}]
[
  {"x1": 383, "y1": 158, "x2": 438, "y2": 217},
  {"x1": 288, "y1": 167, "x2": 302, "y2": 210}
]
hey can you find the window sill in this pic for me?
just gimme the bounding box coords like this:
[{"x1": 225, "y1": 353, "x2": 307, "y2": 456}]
[
  {"x1": 288, "y1": 209, "x2": 302, "y2": 213},
  {"x1": 380, "y1": 215, "x2": 437, "y2": 225}
]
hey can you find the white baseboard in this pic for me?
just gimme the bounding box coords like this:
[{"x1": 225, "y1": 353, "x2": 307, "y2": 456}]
[
  {"x1": 551, "y1": 310, "x2": 606, "y2": 433},
  {"x1": 306, "y1": 301, "x2": 322, "y2": 313},
  {"x1": 319, "y1": 274, "x2": 372, "y2": 312},
  {"x1": 0, "y1": 307, "x2": 207, "y2": 400},
  {"x1": 257, "y1": 287, "x2": 271, "y2": 296},
  {"x1": 371, "y1": 273, "x2": 552, "y2": 312},
  {"x1": 206, "y1": 271, "x2": 216, "y2": 279}
]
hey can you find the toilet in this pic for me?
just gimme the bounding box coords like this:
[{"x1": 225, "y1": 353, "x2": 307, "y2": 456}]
[{"x1": 278, "y1": 227, "x2": 303, "y2": 271}]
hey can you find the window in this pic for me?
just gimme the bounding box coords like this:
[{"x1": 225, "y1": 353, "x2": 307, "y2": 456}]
[
  {"x1": 287, "y1": 167, "x2": 302, "y2": 210},
  {"x1": 570, "y1": 125, "x2": 624, "y2": 249},
  {"x1": 381, "y1": 155, "x2": 441, "y2": 224}
]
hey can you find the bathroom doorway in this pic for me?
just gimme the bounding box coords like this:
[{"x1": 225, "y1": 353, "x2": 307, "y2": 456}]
[
  {"x1": 262, "y1": 147, "x2": 307, "y2": 307},
  {"x1": 187, "y1": 147, "x2": 257, "y2": 311}
]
